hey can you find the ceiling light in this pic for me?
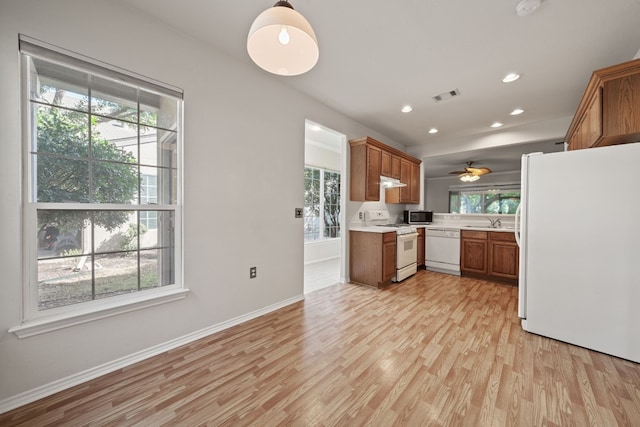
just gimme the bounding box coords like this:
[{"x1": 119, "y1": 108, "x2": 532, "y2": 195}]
[
  {"x1": 510, "y1": 108, "x2": 524, "y2": 115},
  {"x1": 502, "y1": 73, "x2": 520, "y2": 83},
  {"x1": 516, "y1": 0, "x2": 542, "y2": 17},
  {"x1": 460, "y1": 173, "x2": 480, "y2": 183},
  {"x1": 247, "y1": 1, "x2": 319, "y2": 76},
  {"x1": 490, "y1": 122, "x2": 503, "y2": 128},
  {"x1": 401, "y1": 105, "x2": 413, "y2": 113},
  {"x1": 428, "y1": 128, "x2": 438, "y2": 134}
]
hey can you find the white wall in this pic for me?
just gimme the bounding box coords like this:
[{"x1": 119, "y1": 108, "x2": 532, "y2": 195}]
[
  {"x1": 425, "y1": 171, "x2": 521, "y2": 213},
  {"x1": 0, "y1": 0, "x2": 406, "y2": 406}
]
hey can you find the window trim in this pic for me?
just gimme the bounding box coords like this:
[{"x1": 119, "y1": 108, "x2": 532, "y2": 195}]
[{"x1": 13, "y1": 36, "x2": 186, "y2": 337}]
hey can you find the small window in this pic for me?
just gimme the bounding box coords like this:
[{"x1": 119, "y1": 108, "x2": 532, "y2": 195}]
[
  {"x1": 20, "y1": 37, "x2": 184, "y2": 322},
  {"x1": 304, "y1": 166, "x2": 341, "y2": 241},
  {"x1": 449, "y1": 184, "x2": 520, "y2": 214}
]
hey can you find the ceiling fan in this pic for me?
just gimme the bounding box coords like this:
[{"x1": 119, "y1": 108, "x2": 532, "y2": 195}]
[{"x1": 449, "y1": 161, "x2": 492, "y2": 182}]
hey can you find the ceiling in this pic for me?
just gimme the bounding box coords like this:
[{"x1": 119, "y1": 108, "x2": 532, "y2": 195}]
[{"x1": 119, "y1": 0, "x2": 640, "y2": 176}]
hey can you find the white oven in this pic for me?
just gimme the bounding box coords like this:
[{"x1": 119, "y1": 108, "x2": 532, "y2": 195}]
[{"x1": 395, "y1": 231, "x2": 418, "y2": 281}]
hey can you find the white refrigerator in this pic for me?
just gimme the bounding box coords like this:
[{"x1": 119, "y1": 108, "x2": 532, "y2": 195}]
[{"x1": 516, "y1": 142, "x2": 640, "y2": 363}]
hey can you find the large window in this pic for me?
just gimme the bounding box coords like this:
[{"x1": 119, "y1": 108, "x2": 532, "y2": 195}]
[
  {"x1": 449, "y1": 184, "x2": 520, "y2": 214},
  {"x1": 304, "y1": 166, "x2": 341, "y2": 241},
  {"x1": 20, "y1": 37, "x2": 183, "y2": 321}
]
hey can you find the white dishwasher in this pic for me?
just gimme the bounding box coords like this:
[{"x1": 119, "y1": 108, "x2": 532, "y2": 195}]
[{"x1": 425, "y1": 228, "x2": 461, "y2": 275}]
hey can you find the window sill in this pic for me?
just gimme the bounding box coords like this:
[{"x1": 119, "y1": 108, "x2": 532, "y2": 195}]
[{"x1": 9, "y1": 288, "x2": 189, "y2": 339}]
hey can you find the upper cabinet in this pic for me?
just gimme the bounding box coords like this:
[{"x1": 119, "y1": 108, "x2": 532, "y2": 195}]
[
  {"x1": 566, "y1": 58, "x2": 640, "y2": 150},
  {"x1": 349, "y1": 137, "x2": 421, "y2": 203}
]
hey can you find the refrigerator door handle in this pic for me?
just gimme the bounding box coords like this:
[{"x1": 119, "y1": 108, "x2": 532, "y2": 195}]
[{"x1": 514, "y1": 203, "x2": 521, "y2": 247}]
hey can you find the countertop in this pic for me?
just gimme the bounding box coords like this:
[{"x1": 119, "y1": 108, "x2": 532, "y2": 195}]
[{"x1": 349, "y1": 224, "x2": 516, "y2": 233}]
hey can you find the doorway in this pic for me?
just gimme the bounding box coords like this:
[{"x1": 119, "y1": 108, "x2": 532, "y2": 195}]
[{"x1": 303, "y1": 120, "x2": 346, "y2": 293}]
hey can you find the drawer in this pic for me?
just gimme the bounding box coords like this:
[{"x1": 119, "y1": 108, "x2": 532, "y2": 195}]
[
  {"x1": 489, "y1": 231, "x2": 516, "y2": 242},
  {"x1": 461, "y1": 230, "x2": 487, "y2": 240},
  {"x1": 383, "y1": 232, "x2": 396, "y2": 243}
]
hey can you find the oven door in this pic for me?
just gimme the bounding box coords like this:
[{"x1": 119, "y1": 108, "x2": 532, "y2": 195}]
[{"x1": 395, "y1": 232, "x2": 418, "y2": 281}]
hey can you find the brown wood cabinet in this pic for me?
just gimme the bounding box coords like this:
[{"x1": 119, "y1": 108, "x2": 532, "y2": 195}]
[
  {"x1": 416, "y1": 228, "x2": 425, "y2": 268},
  {"x1": 349, "y1": 136, "x2": 421, "y2": 203},
  {"x1": 460, "y1": 230, "x2": 488, "y2": 275},
  {"x1": 350, "y1": 143, "x2": 382, "y2": 201},
  {"x1": 566, "y1": 58, "x2": 640, "y2": 150},
  {"x1": 488, "y1": 232, "x2": 519, "y2": 282},
  {"x1": 385, "y1": 158, "x2": 421, "y2": 204},
  {"x1": 350, "y1": 231, "x2": 396, "y2": 288},
  {"x1": 381, "y1": 151, "x2": 401, "y2": 180},
  {"x1": 460, "y1": 230, "x2": 519, "y2": 284}
]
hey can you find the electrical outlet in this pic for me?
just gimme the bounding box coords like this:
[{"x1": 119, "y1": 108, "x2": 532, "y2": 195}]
[
  {"x1": 249, "y1": 267, "x2": 257, "y2": 279},
  {"x1": 295, "y1": 208, "x2": 303, "y2": 218},
  {"x1": 358, "y1": 211, "x2": 364, "y2": 220}
]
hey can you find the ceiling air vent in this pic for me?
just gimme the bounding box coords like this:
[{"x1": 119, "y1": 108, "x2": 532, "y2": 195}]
[{"x1": 433, "y1": 89, "x2": 461, "y2": 102}]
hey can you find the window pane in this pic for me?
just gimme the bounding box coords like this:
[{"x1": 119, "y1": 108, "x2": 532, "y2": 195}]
[
  {"x1": 141, "y1": 248, "x2": 174, "y2": 289},
  {"x1": 94, "y1": 211, "x2": 139, "y2": 253},
  {"x1": 29, "y1": 57, "x2": 89, "y2": 111},
  {"x1": 140, "y1": 211, "x2": 174, "y2": 249},
  {"x1": 94, "y1": 253, "x2": 139, "y2": 300},
  {"x1": 91, "y1": 76, "x2": 137, "y2": 122},
  {"x1": 141, "y1": 166, "x2": 177, "y2": 205},
  {"x1": 38, "y1": 256, "x2": 93, "y2": 310},
  {"x1": 36, "y1": 155, "x2": 89, "y2": 203},
  {"x1": 37, "y1": 210, "x2": 91, "y2": 259},
  {"x1": 92, "y1": 119, "x2": 138, "y2": 163},
  {"x1": 34, "y1": 104, "x2": 89, "y2": 156},
  {"x1": 91, "y1": 160, "x2": 138, "y2": 204},
  {"x1": 140, "y1": 90, "x2": 179, "y2": 130},
  {"x1": 323, "y1": 170, "x2": 341, "y2": 239},
  {"x1": 449, "y1": 189, "x2": 520, "y2": 214},
  {"x1": 139, "y1": 128, "x2": 177, "y2": 168}
]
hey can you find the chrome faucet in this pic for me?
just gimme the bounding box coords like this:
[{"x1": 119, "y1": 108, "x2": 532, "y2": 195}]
[{"x1": 487, "y1": 217, "x2": 501, "y2": 228}]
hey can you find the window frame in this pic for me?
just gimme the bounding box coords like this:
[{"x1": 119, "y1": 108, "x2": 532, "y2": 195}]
[
  {"x1": 448, "y1": 183, "x2": 521, "y2": 214},
  {"x1": 11, "y1": 36, "x2": 186, "y2": 338},
  {"x1": 303, "y1": 165, "x2": 341, "y2": 242}
]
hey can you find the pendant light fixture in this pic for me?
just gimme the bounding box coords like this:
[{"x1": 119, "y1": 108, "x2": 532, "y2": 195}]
[{"x1": 247, "y1": 1, "x2": 319, "y2": 76}]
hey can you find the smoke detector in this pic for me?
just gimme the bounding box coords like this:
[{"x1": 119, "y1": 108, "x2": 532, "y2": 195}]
[{"x1": 516, "y1": 0, "x2": 541, "y2": 17}]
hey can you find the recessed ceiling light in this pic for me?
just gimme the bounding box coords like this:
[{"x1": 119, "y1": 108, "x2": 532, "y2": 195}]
[
  {"x1": 428, "y1": 128, "x2": 438, "y2": 134},
  {"x1": 401, "y1": 105, "x2": 413, "y2": 113},
  {"x1": 502, "y1": 73, "x2": 520, "y2": 83},
  {"x1": 510, "y1": 108, "x2": 524, "y2": 115},
  {"x1": 490, "y1": 122, "x2": 503, "y2": 128}
]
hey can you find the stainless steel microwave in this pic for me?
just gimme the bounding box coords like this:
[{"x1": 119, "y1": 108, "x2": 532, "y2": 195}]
[{"x1": 404, "y1": 210, "x2": 433, "y2": 224}]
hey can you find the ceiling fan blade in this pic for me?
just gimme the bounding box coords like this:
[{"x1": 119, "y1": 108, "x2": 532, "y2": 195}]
[
  {"x1": 467, "y1": 167, "x2": 492, "y2": 176},
  {"x1": 449, "y1": 170, "x2": 467, "y2": 175}
]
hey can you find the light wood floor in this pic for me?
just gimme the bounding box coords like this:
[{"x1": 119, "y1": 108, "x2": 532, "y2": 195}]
[{"x1": 2, "y1": 270, "x2": 639, "y2": 426}]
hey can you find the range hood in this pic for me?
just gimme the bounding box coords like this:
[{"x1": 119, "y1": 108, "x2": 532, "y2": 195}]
[{"x1": 380, "y1": 176, "x2": 407, "y2": 188}]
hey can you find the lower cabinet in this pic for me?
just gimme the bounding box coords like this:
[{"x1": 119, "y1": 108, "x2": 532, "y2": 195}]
[
  {"x1": 460, "y1": 231, "x2": 488, "y2": 275},
  {"x1": 350, "y1": 231, "x2": 396, "y2": 288},
  {"x1": 488, "y1": 232, "x2": 519, "y2": 281},
  {"x1": 417, "y1": 228, "x2": 425, "y2": 268},
  {"x1": 461, "y1": 230, "x2": 519, "y2": 284}
]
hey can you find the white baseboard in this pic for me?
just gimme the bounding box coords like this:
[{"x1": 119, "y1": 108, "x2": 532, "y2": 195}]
[
  {"x1": 0, "y1": 294, "x2": 304, "y2": 415},
  {"x1": 304, "y1": 256, "x2": 339, "y2": 265}
]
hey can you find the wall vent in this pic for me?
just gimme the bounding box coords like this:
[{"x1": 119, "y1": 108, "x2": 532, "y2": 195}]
[{"x1": 433, "y1": 88, "x2": 461, "y2": 102}]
